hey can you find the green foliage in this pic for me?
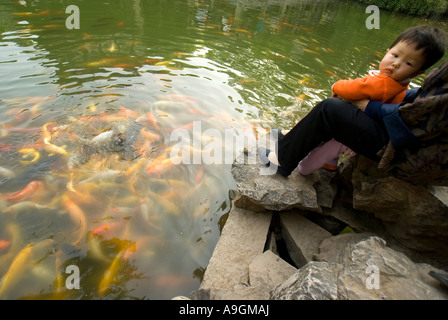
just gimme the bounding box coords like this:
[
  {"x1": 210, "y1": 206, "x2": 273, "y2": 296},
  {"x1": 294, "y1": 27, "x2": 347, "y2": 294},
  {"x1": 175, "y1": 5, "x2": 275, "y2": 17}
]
[{"x1": 354, "y1": 0, "x2": 448, "y2": 17}]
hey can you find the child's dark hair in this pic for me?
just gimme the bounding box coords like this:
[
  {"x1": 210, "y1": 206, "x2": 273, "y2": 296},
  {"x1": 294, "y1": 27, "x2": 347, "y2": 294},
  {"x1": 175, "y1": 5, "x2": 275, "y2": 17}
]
[{"x1": 389, "y1": 25, "x2": 447, "y2": 71}]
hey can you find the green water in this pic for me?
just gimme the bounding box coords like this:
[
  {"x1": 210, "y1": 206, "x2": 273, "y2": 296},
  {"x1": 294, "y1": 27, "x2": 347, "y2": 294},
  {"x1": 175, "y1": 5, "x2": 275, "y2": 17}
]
[{"x1": 0, "y1": 0, "x2": 447, "y2": 300}]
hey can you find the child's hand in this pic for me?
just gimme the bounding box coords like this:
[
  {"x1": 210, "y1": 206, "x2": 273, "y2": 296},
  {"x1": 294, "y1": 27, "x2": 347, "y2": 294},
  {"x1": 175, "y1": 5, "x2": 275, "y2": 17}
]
[{"x1": 348, "y1": 99, "x2": 369, "y2": 111}]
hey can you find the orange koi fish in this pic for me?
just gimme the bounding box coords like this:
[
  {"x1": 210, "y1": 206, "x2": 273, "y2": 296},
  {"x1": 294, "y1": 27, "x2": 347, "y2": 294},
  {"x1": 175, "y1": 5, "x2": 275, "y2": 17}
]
[
  {"x1": 143, "y1": 58, "x2": 161, "y2": 65},
  {"x1": 145, "y1": 157, "x2": 176, "y2": 176},
  {"x1": 140, "y1": 128, "x2": 160, "y2": 142},
  {"x1": 64, "y1": 198, "x2": 88, "y2": 246},
  {"x1": 146, "y1": 112, "x2": 159, "y2": 129},
  {"x1": 3, "y1": 181, "x2": 43, "y2": 202},
  {"x1": 0, "y1": 240, "x2": 11, "y2": 254},
  {"x1": 324, "y1": 70, "x2": 339, "y2": 78},
  {"x1": 117, "y1": 107, "x2": 139, "y2": 119},
  {"x1": 92, "y1": 221, "x2": 125, "y2": 239},
  {"x1": 304, "y1": 48, "x2": 319, "y2": 55},
  {"x1": 122, "y1": 242, "x2": 137, "y2": 260},
  {"x1": 43, "y1": 25, "x2": 64, "y2": 29}
]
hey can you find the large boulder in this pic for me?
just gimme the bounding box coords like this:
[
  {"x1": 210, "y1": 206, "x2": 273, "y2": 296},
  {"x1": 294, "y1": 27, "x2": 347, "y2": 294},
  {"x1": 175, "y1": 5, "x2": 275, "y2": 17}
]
[
  {"x1": 352, "y1": 156, "x2": 448, "y2": 266},
  {"x1": 271, "y1": 237, "x2": 448, "y2": 300}
]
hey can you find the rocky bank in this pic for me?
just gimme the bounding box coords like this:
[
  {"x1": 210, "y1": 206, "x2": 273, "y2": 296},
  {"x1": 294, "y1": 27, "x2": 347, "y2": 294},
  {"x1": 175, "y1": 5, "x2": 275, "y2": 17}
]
[{"x1": 186, "y1": 143, "x2": 448, "y2": 300}]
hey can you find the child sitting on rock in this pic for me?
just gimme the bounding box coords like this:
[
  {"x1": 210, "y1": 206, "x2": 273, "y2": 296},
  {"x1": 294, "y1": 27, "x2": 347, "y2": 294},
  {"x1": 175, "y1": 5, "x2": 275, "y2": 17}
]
[{"x1": 274, "y1": 25, "x2": 447, "y2": 175}]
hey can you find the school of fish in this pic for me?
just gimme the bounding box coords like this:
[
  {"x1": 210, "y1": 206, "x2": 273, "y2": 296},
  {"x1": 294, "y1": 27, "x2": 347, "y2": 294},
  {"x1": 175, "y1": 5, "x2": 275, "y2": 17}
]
[{"x1": 0, "y1": 91, "x2": 250, "y2": 299}]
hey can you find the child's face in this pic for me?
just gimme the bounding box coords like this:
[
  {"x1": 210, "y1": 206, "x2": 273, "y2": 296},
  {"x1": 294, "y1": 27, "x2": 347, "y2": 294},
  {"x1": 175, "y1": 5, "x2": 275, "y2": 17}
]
[{"x1": 379, "y1": 41, "x2": 426, "y2": 83}]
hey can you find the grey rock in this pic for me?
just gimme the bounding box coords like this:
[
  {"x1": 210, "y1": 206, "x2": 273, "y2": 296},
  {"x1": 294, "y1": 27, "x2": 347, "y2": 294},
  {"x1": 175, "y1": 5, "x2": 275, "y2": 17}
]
[
  {"x1": 314, "y1": 232, "x2": 376, "y2": 263},
  {"x1": 231, "y1": 150, "x2": 320, "y2": 213},
  {"x1": 352, "y1": 156, "x2": 448, "y2": 265},
  {"x1": 279, "y1": 211, "x2": 332, "y2": 268},
  {"x1": 337, "y1": 237, "x2": 448, "y2": 300},
  {"x1": 197, "y1": 205, "x2": 272, "y2": 293},
  {"x1": 271, "y1": 236, "x2": 448, "y2": 300},
  {"x1": 270, "y1": 261, "x2": 340, "y2": 300},
  {"x1": 248, "y1": 250, "x2": 297, "y2": 295}
]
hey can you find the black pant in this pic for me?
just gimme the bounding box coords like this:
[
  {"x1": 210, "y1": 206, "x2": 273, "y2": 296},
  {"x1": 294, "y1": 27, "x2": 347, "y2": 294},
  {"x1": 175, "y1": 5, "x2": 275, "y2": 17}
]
[{"x1": 277, "y1": 98, "x2": 390, "y2": 172}]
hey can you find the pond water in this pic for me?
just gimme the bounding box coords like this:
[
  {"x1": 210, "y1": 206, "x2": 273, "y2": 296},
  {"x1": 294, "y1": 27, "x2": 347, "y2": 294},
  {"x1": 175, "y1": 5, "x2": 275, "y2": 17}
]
[{"x1": 0, "y1": 0, "x2": 447, "y2": 300}]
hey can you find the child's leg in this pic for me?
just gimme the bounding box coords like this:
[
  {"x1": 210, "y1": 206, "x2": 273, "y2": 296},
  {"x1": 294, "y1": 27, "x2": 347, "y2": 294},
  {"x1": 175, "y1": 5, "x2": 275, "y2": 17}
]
[{"x1": 298, "y1": 139, "x2": 349, "y2": 175}]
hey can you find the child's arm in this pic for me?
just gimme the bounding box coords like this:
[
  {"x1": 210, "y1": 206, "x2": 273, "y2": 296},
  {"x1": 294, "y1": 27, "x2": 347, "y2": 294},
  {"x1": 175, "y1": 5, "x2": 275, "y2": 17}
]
[
  {"x1": 332, "y1": 76, "x2": 386, "y2": 101},
  {"x1": 364, "y1": 88, "x2": 420, "y2": 149}
]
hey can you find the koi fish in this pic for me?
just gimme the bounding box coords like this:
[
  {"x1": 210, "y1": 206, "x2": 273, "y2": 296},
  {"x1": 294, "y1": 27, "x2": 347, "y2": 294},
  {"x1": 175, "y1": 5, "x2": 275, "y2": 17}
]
[
  {"x1": 42, "y1": 122, "x2": 68, "y2": 155},
  {"x1": 0, "y1": 244, "x2": 33, "y2": 298},
  {"x1": 97, "y1": 247, "x2": 127, "y2": 296},
  {"x1": 324, "y1": 69, "x2": 339, "y2": 78},
  {"x1": 64, "y1": 198, "x2": 88, "y2": 246},
  {"x1": 43, "y1": 25, "x2": 64, "y2": 29},
  {"x1": 85, "y1": 232, "x2": 110, "y2": 263},
  {"x1": 125, "y1": 157, "x2": 146, "y2": 177},
  {"x1": 304, "y1": 48, "x2": 319, "y2": 55},
  {"x1": 0, "y1": 239, "x2": 53, "y2": 299},
  {"x1": 315, "y1": 57, "x2": 324, "y2": 66},
  {"x1": 3, "y1": 181, "x2": 43, "y2": 202},
  {"x1": 108, "y1": 43, "x2": 116, "y2": 53},
  {"x1": 86, "y1": 58, "x2": 120, "y2": 68},
  {"x1": 145, "y1": 157, "x2": 177, "y2": 176},
  {"x1": 298, "y1": 76, "x2": 310, "y2": 85},
  {"x1": 11, "y1": 12, "x2": 34, "y2": 17},
  {"x1": 122, "y1": 242, "x2": 137, "y2": 260},
  {"x1": 143, "y1": 58, "x2": 161, "y2": 65},
  {"x1": 90, "y1": 130, "x2": 115, "y2": 147},
  {"x1": 140, "y1": 128, "x2": 160, "y2": 142},
  {"x1": 92, "y1": 221, "x2": 125, "y2": 239},
  {"x1": 295, "y1": 94, "x2": 307, "y2": 102},
  {"x1": 147, "y1": 190, "x2": 180, "y2": 215},
  {"x1": 154, "y1": 60, "x2": 172, "y2": 66},
  {"x1": 0, "y1": 240, "x2": 10, "y2": 254},
  {"x1": 146, "y1": 112, "x2": 159, "y2": 129},
  {"x1": 117, "y1": 107, "x2": 139, "y2": 119},
  {"x1": 122, "y1": 236, "x2": 156, "y2": 260},
  {"x1": 18, "y1": 148, "x2": 40, "y2": 165}
]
